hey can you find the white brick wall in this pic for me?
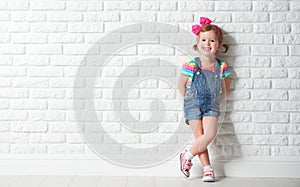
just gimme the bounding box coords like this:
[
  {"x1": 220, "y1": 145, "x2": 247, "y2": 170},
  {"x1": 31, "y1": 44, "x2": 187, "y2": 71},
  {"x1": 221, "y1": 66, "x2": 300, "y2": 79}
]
[{"x1": 0, "y1": 0, "x2": 299, "y2": 176}]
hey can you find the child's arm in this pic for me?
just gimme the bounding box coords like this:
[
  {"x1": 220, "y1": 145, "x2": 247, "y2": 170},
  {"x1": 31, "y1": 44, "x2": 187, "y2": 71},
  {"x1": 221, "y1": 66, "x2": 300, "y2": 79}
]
[
  {"x1": 178, "y1": 74, "x2": 188, "y2": 97},
  {"x1": 221, "y1": 77, "x2": 230, "y2": 104}
]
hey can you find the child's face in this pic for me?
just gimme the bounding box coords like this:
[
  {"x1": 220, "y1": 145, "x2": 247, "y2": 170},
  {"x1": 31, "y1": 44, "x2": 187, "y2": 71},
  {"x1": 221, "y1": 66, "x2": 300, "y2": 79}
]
[{"x1": 197, "y1": 30, "x2": 221, "y2": 57}]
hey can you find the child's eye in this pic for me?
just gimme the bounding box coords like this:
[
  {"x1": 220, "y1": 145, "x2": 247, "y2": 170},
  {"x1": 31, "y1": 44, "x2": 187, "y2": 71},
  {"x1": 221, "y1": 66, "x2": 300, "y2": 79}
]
[
  {"x1": 201, "y1": 39, "x2": 206, "y2": 42},
  {"x1": 211, "y1": 39, "x2": 215, "y2": 42}
]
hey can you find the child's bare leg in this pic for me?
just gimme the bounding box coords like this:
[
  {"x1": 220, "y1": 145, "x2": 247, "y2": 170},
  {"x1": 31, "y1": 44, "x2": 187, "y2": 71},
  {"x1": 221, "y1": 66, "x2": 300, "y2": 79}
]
[
  {"x1": 189, "y1": 120, "x2": 211, "y2": 166},
  {"x1": 189, "y1": 116, "x2": 218, "y2": 156}
]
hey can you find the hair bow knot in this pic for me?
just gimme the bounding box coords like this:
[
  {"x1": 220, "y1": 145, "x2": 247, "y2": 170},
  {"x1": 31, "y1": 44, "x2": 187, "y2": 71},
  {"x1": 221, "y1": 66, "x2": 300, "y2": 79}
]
[{"x1": 192, "y1": 17, "x2": 213, "y2": 35}]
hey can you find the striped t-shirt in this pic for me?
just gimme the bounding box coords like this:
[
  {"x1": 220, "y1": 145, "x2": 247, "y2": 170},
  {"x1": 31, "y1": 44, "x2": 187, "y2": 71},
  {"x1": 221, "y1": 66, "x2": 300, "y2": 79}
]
[{"x1": 181, "y1": 59, "x2": 231, "y2": 88}]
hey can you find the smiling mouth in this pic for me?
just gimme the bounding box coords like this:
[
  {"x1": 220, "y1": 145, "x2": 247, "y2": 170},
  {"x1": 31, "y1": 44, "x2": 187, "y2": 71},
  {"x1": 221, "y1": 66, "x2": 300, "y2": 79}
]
[{"x1": 201, "y1": 47, "x2": 211, "y2": 52}]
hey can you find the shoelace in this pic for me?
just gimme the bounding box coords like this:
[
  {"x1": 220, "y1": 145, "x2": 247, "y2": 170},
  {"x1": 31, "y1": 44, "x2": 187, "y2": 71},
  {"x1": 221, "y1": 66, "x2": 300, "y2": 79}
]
[
  {"x1": 182, "y1": 158, "x2": 193, "y2": 171},
  {"x1": 203, "y1": 168, "x2": 214, "y2": 176}
]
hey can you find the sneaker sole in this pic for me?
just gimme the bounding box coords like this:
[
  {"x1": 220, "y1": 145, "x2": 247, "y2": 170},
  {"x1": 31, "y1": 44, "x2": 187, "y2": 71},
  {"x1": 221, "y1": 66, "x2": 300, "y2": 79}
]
[{"x1": 179, "y1": 153, "x2": 189, "y2": 178}]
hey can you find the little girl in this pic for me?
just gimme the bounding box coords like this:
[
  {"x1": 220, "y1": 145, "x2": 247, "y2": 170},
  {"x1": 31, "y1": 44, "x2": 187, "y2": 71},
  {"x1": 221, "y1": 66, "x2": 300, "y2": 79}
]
[{"x1": 178, "y1": 17, "x2": 231, "y2": 182}]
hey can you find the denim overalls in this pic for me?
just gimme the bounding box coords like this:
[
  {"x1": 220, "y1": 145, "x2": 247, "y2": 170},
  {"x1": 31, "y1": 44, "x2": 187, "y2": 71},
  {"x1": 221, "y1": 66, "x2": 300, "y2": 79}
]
[{"x1": 184, "y1": 57, "x2": 222, "y2": 124}]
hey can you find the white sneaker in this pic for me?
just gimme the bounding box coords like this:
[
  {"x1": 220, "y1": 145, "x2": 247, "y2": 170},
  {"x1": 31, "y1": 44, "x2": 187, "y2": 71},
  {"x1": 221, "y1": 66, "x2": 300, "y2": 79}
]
[{"x1": 202, "y1": 167, "x2": 215, "y2": 182}]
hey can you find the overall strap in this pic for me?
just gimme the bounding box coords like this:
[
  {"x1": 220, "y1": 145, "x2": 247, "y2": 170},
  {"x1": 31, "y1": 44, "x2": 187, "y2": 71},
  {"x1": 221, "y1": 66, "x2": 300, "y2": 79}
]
[
  {"x1": 194, "y1": 57, "x2": 201, "y2": 69},
  {"x1": 215, "y1": 58, "x2": 222, "y2": 74}
]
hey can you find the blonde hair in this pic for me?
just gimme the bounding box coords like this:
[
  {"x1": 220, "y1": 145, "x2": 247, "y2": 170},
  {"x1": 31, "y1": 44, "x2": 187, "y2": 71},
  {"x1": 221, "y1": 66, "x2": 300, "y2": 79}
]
[{"x1": 193, "y1": 24, "x2": 229, "y2": 53}]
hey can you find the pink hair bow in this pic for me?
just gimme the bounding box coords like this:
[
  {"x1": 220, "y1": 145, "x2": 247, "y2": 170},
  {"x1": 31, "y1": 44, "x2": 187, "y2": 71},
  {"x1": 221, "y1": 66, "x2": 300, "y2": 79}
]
[{"x1": 192, "y1": 17, "x2": 213, "y2": 35}]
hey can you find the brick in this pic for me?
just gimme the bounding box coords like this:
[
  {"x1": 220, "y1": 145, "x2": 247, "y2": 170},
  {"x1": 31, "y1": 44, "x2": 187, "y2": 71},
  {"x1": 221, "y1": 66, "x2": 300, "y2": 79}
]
[
  {"x1": 7, "y1": 0, "x2": 29, "y2": 10},
  {"x1": 215, "y1": 135, "x2": 253, "y2": 145},
  {"x1": 252, "y1": 90, "x2": 288, "y2": 100},
  {"x1": 0, "y1": 0, "x2": 7, "y2": 9},
  {"x1": 104, "y1": 133, "x2": 140, "y2": 144},
  {"x1": 254, "y1": 135, "x2": 288, "y2": 145},
  {"x1": 44, "y1": 111, "x2": 66, "y2": 121},
  {"x1": 275, "y1": 34, "x2": 300, "y2": 45},
  {"x1": 234, "y1": 34, "x2": 273, "y2": 44},
  {"x1": 272, "y1": 101, "x2": 300, "y2": 112},
  {"x1": 0, "y1": 67, "x2": 26, "y2": 76},
  {"x1": 291, "y1": 45, "x2": 300, "y2": 56},
  {"x1": 141, "y1": 1, "x2": 159, "y2": 11},
  {"x1": 271, "y1": 146, "x2": 300, "y2": 156},
  {"x1": 229, "y1": 101, "x2": 271, "y2": 111},
  {"x1": 13, "y1": 33, "x2": 48, "y2": 44},
  {"x1": 0, "y1": 122, "x2": 10, "y2": 132},
  {"x1": 0, "y1": 133, "x2": 28, "y2": 143},
  {"x1": 10, "y1": 100, "x2": 48, "y2": 110},
  {"x1": 178, "y1": 1, "x2": 214, "y2": 11},
  {"x1": 227, "y1": 90, "x2": 250, "y2": 100},
  {"x1": 216, "y1": 2, "x2": 251, "y2": 11},
  {"x1": 224, "y1": 112, "x2": 252, "y2": 123},
  {"x1": 121, "y1": 12, "x2": 156, "y2": 22},
  {"x1": 224, "y1": 45, "x2": 251, "y2": 56},
  {"x1": 11, "y1": 122, "x2": 47, "y2": 132},
  {"x1": 252, "y1": 45, "x2": 288, "y2": 56},
  {"x1": 253, "y1": 112, "x2": 289, "y2": 123},
  {"x1": 67, "y1": 1, "x2": 103, "y2": 11},
  {"x1": 194, "y1": 13, "x2": 232, "y2": 23},
  {"x1": 158, "y1": 12, "x2": 193, "y2": 22},
  {"x1": 12, "y1": 12, "x2": 46, "y2": 22},
  {"x1": 66, "y1": 133, "x2": 85, "y2": 143},
  {"x1": 289, "y1": 135, "x2": 300, "y2": 146},
  {"x1": 138, "y1": 45, "x2": 174, "y2": 56},
  {"x1": 0, "y1": 88, "x2": 29, "y2": 99},
  {"x1": 84, "y1": 12, "x2": 120, "y2": 22},
  {"x1": 28, "y1": 67, "x2": 63, "y2": 77},
  {"x1": 47, "y1": 144, "x2": 85, "y2": 154},
  {"x1": 13, "y1": 77, "x2": 49, "y2": 88},
  {"x1": 69, "y1": 23, "x2": 103, "y2": 33},
  {"x1": 48, "y1": 122, "x2": 81, "y2": 132},
  {"x1": 31, "y1": 23, "x2": 67, "y2": 33},
  {"x1": 104, "y1": 1, "x2": 140, "y2": 10},
  {"x1": 0, "y1": 144, "x2": 9, "y2": 153},
  {"x1": 254, "y1": 23, "x2": 291, "y2": 34},
  {"x1": 221, "y1": 23, "x2": 253, "y2": 33},
  {"x1": 49, "y1": 99, "x2": 84, "y2": 110},
  {"x1": 253, "y1": 2, "x2": 289, "y2": 12},
  {"x1": 160, "y1": 1, "x2": 177, "y2": 11},
  {"x1": 51, "y1": 78, "x2": 85, "y2": 88},
  {"x1": 272, "y1": 57, "x2": 300, "y2": 67},
  {"x1": 0, "y1": 12, "x2": 10, "y2": 21},
  {"x1": 289, "y1": 90, "x2": 300, "y2": 100},
  {"x1": 0, "y1": 56, "x2": 12, "y2": 65},
  {"x1": 63, "y1": 44, "x2": 100, "y2": 55},
  {"x1": 232, "y1": 79, "x2": 253, "y2": 89},
  {"x1": 11, "y1": 144, "x2": 46, "y2": 154},
  {"x1": 233, "y1": 145, "x2": 270, "y2": 156},
  {"x1": 0, "y1": 45, "x2": 25, "y2": 55},
  {"x1": 29, "y1": 133, "x2": 66, "y2": 143},
  {"x1": 233, "y1": 12, "x2": 269, "y2": 22},
  {"x1": 251, "y1": 68, "x2": 288, "y2": 78},
  {"x1": 234, "y1": 57, "x2": 271, "y2": 67},
  {"x1": 273, "y1": 80, "x2": 300, "y2": 89},
  {"x1": 252, "y1": 79, "x2": 272, "y2": 89},
  {"x1": 287, "y1": 12, "x2": 300, "y2": 23},
  {"x1": 289, "y1": 68, "x2": 300, "y2": 79},
  {"x1": 31, "y1": 1, "x2": 66, "y2": 10},
  {"x1": 48, "y1": 12, "x2": 83, "y2": 22},
  {"x1": 291, "y1": 2, "x2": 300, "y2": 11},
  {"x1": 231, "y1": 68, "x2": 250, "y2": 78},
  {"x1": 141, "y1": 133, "x2": 177, "y2": 144},
  {"x1": 101, "y1": 45, "x2": 136, "y2": 55},
  {"x1": 271, "y1": 13, "x2": 288, "y2": 23},
  {"x1": 51, "y1": 56, "x2": 83, "y2": 66},
  {"x1": 49, "y1": 34, "x2": 84, "y2": 44}
]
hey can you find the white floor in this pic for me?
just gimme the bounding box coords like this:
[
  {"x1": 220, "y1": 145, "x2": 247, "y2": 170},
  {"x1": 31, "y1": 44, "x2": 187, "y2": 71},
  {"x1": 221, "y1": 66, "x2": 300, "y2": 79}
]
[{"x1": 1, "y1": 176, "x2": 300, "y2": 187}]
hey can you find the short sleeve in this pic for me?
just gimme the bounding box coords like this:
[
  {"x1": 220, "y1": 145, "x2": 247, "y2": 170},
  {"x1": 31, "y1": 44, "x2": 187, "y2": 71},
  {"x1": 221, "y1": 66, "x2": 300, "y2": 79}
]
[
  {"x1": 181, "y1": 60, "x2": 196, "y2": 88},
  {"x1": 219, "y1": 61, "x2": 231, "y2": 79},
  {"x1": 181, "y1": 60, "x2": 196, "y2": 77}
]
